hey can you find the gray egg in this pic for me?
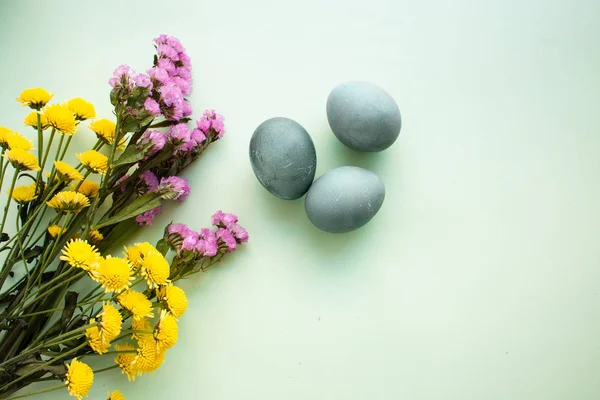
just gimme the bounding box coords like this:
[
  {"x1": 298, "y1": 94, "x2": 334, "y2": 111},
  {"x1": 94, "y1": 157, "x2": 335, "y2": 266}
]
[
  {"x1": 326, "y1": 81, "x2": 401, "y2": 152},
  {"x1": 304, "y1": 166, "x2": 385, "y2": 233},
  {"x1": 249, "y1": 117, "x2": 317, "y2": 200}
]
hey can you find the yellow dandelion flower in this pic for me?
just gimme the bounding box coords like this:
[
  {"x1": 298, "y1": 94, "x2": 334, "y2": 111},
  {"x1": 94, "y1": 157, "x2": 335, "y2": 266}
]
[
  {"x1": 89, "y1": 228, "x2": 103, "y2": 244},
  {"x1": 64, "y1": 358, "x2": 93, "y2": 400},
  {"x1": 131, "y1": 318, "x2": 152, "y2": 341},
  {"x1": 140, "y1": 252, "x2": 170, "y2": 289},
  {"x1": 117, "y1": 290, "x2": 154, "y2": 321},
  {"x1": 86, "y1": 326, "x2": 109, "y2": 355},
  {"x1": 54, "y1": 160, "x2": 84, "y2": 181},
  {"x1": 68, "y1": 98, "x2": 96, "y2": 121},
  {"x1": 158, "y1": 284, "x2": 188, "y2": 318},
  {"x1": 6, "y1": 131, "x2": 33, "y2": 151},
  {"x1": 10, "y1": 183, "x2": 37, "y2": 204},
  {"x1": 134, "y1": 336, "x2": 165, "y2": 374},
  {"x1": 60, "y1": 238, "x2": 100, "y2": 270},
  {"x1": 77, "y1": 150, "x2": 108, "y2": 174},
  {"x1": 24, "y1": 111, "x2": 49, "y2": 130},
  {"x1": 72, "y1": 179, "x2": 99, "y2": 199},
  {"x1": 154, "y1": 310, "x2": 178, "y2": 350},
  {"x1": 44, "y1": 103, "x2": 77, "y2": 135},
  {"x1": 0, "y1": 127, "x2": 12, "y2": 147},
  {"x1": 47, "y1": 191, "x2": 90, "y2": 213},
  {"x1": 90, "y1": 256, "x2": 133, "y2": 293},
  {"x1": 98, "y1": 302, "x2": 122, "y2": 342},
  {"x1": 114, "y1": 344, "x2": 138, "y2": 381},
  {"x1": 89, "y1": 119, "x2": 116, "y2": 142},
  {"x1": 4, "y1": 148, "x2": 40, "y2": 171},
  {"x1": 124, "y1": 242, "x2": 159, "y2": 268},
  {"x1": 48, "y1": 224, "x2": 66, "y2": 238},
  {"x1": 17, "y1": 87, "x2": 53, "y2": 109},
  {"x1": 107, "y1": 390, "x2": 125, "y2": 400}
]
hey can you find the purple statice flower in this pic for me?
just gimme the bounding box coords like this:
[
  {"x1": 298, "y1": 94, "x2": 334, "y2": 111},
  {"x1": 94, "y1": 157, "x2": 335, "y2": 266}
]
[
  {"x1": 147, "y1": 66, "x2": 170, "y2": 85},
  {"x1": 211, "y1": 210, "x2": 238, "y2": 228},
  {"x1": 178, "y1": 52, "x2": 191, "y2": 69},
  {"x1": 229, "y1": 223, "x2": 249, "y2": 243},
  {"x1": 139, "y1": 129, "x2": 166, "y2": 156},
  {"x1": 139, "y1": 170, "x2": 159, "y2": 193},
  {"x1": 168, "y1": 223, "x2": 192, "y2": 237},
  {"x1": 171, "y1": 76, "x2": 191, "y2": 96},
  {"x1": 176, "y1": 67, "x2": 191, "y2": 82},
  {"x1": 109, "y1": 64, "x2": 135, "y2": 87},
  {"x1": 134, "y1": 73, "x2": 153, "y2": 90},
  {"x1": 166, "y1": 103, "x2": 184, "y2": 122},
  {"x1": 181, "y1": 230, "x2": 199, "y2": 251},
  {"x1": 190, "y1": 128, "x2": 206, "y2": 146},
  {"x1": 158, "y1": 58, "x2": 177, "y2": 75},
  {"x1": 157, "y1": 43, "x2": 179, "y2": 61},
  {"x1": 196, "y1": 117, "x2": 211, "y2": 133},
  {"x1": 182, "y1": 100, "x2": 193, "y2": 118},
  {"x1": 216, "y1": 228, "x2": 237, "y2": 252},
  {"x1": 159, "y1": 83, "x2": 183, "y2": 107},
  {"x1": 197, "y1": 109, "x2": 226, "y2": 139},
  {"x1": 136, "y1": 206, "x2": 162, "y2": 226},
  {"x1": 157, "y1": 176, "x2": 190, "y2": 201},
  {"x1": 195, "y1": 228, "x2": 218, "y2": 257},
  {"x1": 153, "y1": 34, "x2": 170, "y2": 45},
  {"x1": 144, "y1": 97, "x2": 161, "y2": 116},
  {"x1": 166, "y1": 123, "x2": 190, "y2": 147}
]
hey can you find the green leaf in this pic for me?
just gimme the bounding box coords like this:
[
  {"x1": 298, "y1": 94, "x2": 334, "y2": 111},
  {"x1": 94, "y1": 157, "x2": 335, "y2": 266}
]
[
  {"x1": 60, "y1": 291, "x2": 78, "y2": 330},
  {"x1": 155, "y1": 238, "x2": 170, "y2": 256},
  {"x1": 112, "y1": 145, "x2": 145, "y2": 167},
  {"x1": 95, "y1": 192, "x2": 162, "y2": 229}
]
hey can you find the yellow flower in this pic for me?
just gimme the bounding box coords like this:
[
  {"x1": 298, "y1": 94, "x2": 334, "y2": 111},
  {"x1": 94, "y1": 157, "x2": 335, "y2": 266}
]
[
  {"x1": 98, "y1": 302, "x2": 122, "y2": 343},
  {"x1": 54, "y1": 160, "x2": 84, "y2": 181},
  {"x1": 24, "y1": 111, "x2": 49, "y2": 130},
  {"x1": 89, "y1": 119, "x2": 116, "y2": 143},
  {"x1": 117, "y1": 290, "x2": 154, "y2": 321},
  {"x1": 140, "y1": 252, "x2": 170, "y2": 289},
  {"x1": 77, "y1": 150, "x2": 108, "y2": 174},
  {"x1": 17, "y1": 87, "x2": 53, "y2": 109},
  {"x1": 86, "y1": 326, "x2": 109, "y2": 355},
  {"x1": 89, "y1": 228, "x2": 103, "y2": 244},
  {"x1": 47, "y1": 191, "x2": 90, "y2": 213},
  {"x1": 44, "y1": 103, "x2": 77, "y2": 135},
  {"x1": 60, "y1": 239, "x2": 101, "y2": 270},
  {"x1": 158, "y1": 284, "x2": 188, "y2": 318},
  {"x1": 107, "y1": 390, "x2": 125, "y2": 400},
  {"x1": 64, "y1": 358, "x2": 93, "y2": 400},
  {"x1": 10, "y1": 183, "x2": 37, "y2": 204},
  {"x1": 131, "y1": 317, "x2": 153, "y2": 341},
  {"x1": 114, "y1": 344, "x2": 138, "y2": 381},
  {"x1": 0, "y1": 127, "x2": 12, "y2": 147},
  {"x1": 6, "y1": 131, "x2": 33, "y2": 151},
  {"x1": 134, "y1": 336, "x2": 165, "y2": 374},
  {"x1": 72, "y1": 179, "x2": 99, "y2": 199},
  {"x1": 48, "y1": 224, "x2": 66, "y2": 238},
  {"x1": 68, "y1": 98, "x2": 96, "y2": 121},
  {"x1": 154, "y1": 310, "x2": 178, "y2": 350},
  {"x1": 4, "y1": 148, "x2": 40, "y2": 171},
  {"x1": 124, "y1": 242, "x2": 159, "y2": 268},
  {"x1": 91, "y1": 256, "x2": 133, "y2": 293}
]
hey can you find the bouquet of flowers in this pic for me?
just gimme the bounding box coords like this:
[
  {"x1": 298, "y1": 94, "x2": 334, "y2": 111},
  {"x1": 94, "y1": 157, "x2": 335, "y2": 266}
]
[{"x1": 0, "y1": 35, "x2": 248, "y2": 399}]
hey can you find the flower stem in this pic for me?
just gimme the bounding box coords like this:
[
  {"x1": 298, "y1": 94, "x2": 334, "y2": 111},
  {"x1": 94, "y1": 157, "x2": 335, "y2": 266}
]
[
  {"x1": 39, "y1": 128, "x2": 56, "y2": 172},
  {"x1": 6, "y1": 383, "x2": 64, "y2": 399},
  {"x1": 58, "y1": 135, "x2": 73, "y2": 161},
  {"x1": 92, "y1": 364, "x2": 120, "y2": 373},
  {"x1": 0, "y1": 171, "x2": 19, "y2": 235},
  {"x1": 35, "y1": 113, "x2": 43, "y2": 171}
]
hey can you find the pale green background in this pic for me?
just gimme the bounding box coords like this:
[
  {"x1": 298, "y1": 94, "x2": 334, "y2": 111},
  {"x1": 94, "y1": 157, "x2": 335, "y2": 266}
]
[{"x1": 1, "y1": 0, "x2": 599, "y2": 399}]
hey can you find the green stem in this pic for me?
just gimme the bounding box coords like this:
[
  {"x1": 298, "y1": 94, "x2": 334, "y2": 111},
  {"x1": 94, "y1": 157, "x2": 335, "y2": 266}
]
[
  {"x1": 73, "y1": 171, "x2": 91, "y2": 191},
  {"x1": 92, "y1": 364, "x2": 120, "y2": 374},
  {"x1": 6, "y1": 384, "x2": 64, "y2": 399},
  {"x1": 58, "y1": 135, "x2": 73, "y2": 161},
  {"x1": 39, "y1": 128, "x2": 56, "y2": 173},
  {"x1": 35, "y1": 114, "x2": 43, "y2": 172},
  {"x1": 0, "y1": 171, "x2": 19, "y2": 235}
]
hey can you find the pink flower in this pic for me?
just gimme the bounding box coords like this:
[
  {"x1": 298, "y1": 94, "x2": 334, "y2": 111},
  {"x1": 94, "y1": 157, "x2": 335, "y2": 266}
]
[
  {"x1": 171, "y1": 76, "x2": 191, "y2": 96},
  {"x1": 109, "y1": 64, "x2": 134, "y2": 87},
  {"x1": 140, "y1": 130, "x2": 166, "y2": 155},
  {"x1": 229, "y1": 223, "x2": 249, "y2": 243},
  {"x1": 196, "y1": 228, "x2": 218, "y2": 257},
  {"x1": 196, "y1": 117, "x2": 211, "y2": 133},
  {"x1": 139, "y1": 170, "x2": 159, "y2": 193},
  {"x1": 157, "y1": 44, "x2": 179, "y2": 61},
  {"x1": 182, "y1": 100, "x2": 193, "y2": 117},
  {"x1": 134, "y1": 73, "x2": 153, "y2": 89},
  {"x1": 158, "y1": 58, "x2": 177, "y2": 75},
  {"x1": 178, "y1": 52, "x2": 191, "y2": 68},
  {"x1": 153, "y1": 34, "x2": 170, "y2": 44},
  {"x1": 167, "y1": 223, "x2": 191, "y2": 237},
  {"x1": 166, "y1": 123, "x2": 190, "y2": 144},
  {"x1": 158, "y1": 176, "x2": 190, "y2": 201},
  {"x1": 167, "y1": 103, "x2": 184, "y2": 121},
  {"x1": 212, "y1": 118, "x2": 225, "y2": 138},
  {"x1": 136, "y1": 206, "x2": 162, "y2": 226},
  {"x1": 181, "y1": 231, "x2": 199, "y2": 251},
  {"x1": 176, "y1": 67, "x2": 191, "y2": 82},
  {"x1": 144, "y1": 97, "x2": 161, "y2": 116},
  {"x1": 147, "y1": 67, "x2": 170, "y2": 85},
  {"x1": 217, "y1": 228, "x2": 237, "y2": 252},
  {"x1": 159, "y1": 83, "x2": 183, "y2": 107},
  {"x1": 211, "y1": 210, "x2": 238, "y2": 227},
  {"x1": 190, "y1": 128, "x2": 206, "y2": 145},
  {"x1": 167, "y1": 37, "x2": 185, "y2": 54}
]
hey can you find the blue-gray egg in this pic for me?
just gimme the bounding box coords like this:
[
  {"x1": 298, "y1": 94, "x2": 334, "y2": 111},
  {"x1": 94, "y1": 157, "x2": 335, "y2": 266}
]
[
  {"x1": 326, "y1": 81, "x2": 401, "y2": 152},
  {"x1": 249, "y1": 117, "x2": 317, "y2": 200},
  {"x1": 304, "y1": 166, "x2": 385, "y2": 233}
]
